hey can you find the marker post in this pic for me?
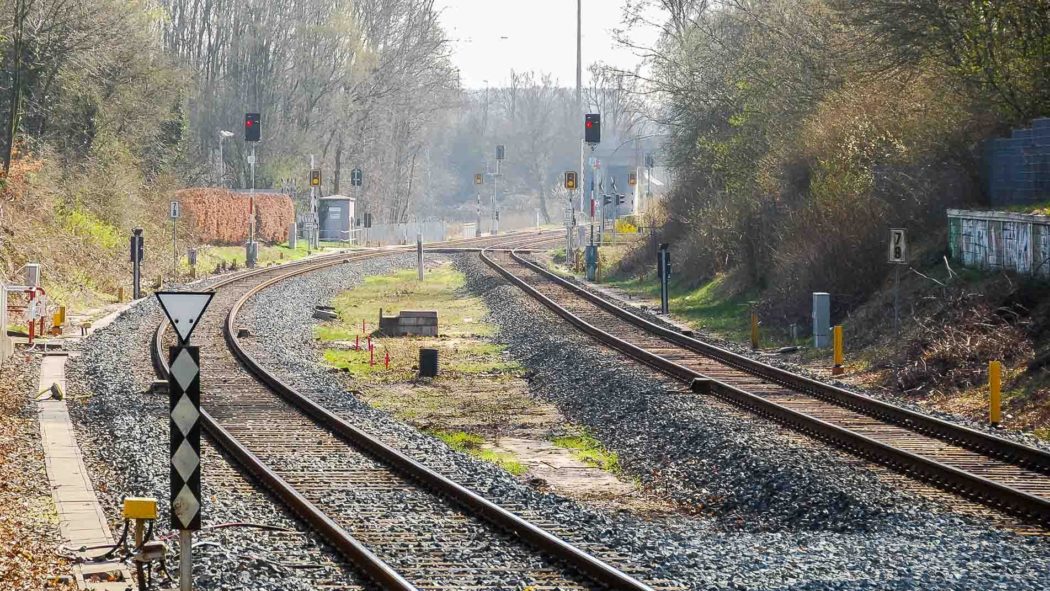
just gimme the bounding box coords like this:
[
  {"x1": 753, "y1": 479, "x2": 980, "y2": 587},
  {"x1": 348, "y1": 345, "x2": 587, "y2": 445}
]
[{"x1": 155, "y1": 291, "x2": 214, "y2": 591}]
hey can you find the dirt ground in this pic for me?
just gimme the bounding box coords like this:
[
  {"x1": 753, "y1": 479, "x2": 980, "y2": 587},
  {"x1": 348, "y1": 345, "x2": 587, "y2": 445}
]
[
  {"x1": 319, "y1": 263, "x2": 678, "y2": 516},
  {"x1": 0, "y1": 354, "x2": 76, "y2": 589}
]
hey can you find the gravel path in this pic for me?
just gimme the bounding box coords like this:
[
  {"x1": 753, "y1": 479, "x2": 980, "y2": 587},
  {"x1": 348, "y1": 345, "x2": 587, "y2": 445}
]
[{"x1": 236, "y1": 252, "x2": 1050, "y2": 589}]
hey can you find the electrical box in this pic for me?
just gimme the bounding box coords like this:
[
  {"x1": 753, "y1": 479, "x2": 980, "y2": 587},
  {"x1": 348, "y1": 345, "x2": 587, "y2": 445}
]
[
  {"x1": 585, "y1": 245, "x2": 599, "y2": 281},
  {"x1": 813, "y1": 292, "x2": 831, "y2": 348},
  {"x1": 122, "y1": 497, "x2": 158, "y2": 520},
  {"x1": 24, "y1": 263, "x2": 40, "y2": 287}
]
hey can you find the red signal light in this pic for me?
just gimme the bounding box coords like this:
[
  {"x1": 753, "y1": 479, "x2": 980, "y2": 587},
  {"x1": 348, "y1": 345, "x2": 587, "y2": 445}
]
[
  {"x1": 246, "y1": 120, "x2": 253, "y2": 127},
  {"x1": 586, "y1": 121, "x2": 593, "y2": 128}
]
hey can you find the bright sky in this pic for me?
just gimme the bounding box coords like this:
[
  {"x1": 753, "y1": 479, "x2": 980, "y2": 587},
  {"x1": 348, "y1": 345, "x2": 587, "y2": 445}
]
[{"x1": 434, "y1": 0, "x2": 664, "y2": 89}]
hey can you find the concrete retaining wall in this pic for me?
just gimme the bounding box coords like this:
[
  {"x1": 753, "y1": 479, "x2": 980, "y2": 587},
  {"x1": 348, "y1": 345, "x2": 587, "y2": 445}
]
[{"x1": 948, "y1": 209, "x2": 1050, "y2": 277}]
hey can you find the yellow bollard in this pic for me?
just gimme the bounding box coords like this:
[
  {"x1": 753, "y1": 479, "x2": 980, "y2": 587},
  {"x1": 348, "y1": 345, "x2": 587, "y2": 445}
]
[
  {"x1": 989, "y1": 360, "x2": 1002, "y2": 426},
  {"x1": 750, "y1": 310, "x2": 759, "y2": 350},
  {"x1": 832, "y1": 325, "x2": 844, "y2": 375}
]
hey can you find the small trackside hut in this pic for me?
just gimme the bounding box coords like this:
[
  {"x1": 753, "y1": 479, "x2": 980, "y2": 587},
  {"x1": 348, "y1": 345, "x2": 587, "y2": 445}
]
[{"x1": 318, "y1": 195, "x2": 356, "y2": 242}]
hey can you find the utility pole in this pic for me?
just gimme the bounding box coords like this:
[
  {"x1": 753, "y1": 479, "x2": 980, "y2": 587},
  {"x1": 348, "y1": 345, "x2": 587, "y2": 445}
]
[
  {"x1": 577, "y1": 0, "x2": 585, "y2": 223},
  {"x1": 576, "y1": 0, "x2": 582, "y2": 116}
]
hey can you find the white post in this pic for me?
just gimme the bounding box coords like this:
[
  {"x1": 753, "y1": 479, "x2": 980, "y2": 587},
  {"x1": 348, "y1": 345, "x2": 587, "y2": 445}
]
[
  {"x1": 217, "y1": 134, "x2": 223, "y2": 187},
  {"x1": 179, "y1": 529, "x2": 192, "y2": 591}
]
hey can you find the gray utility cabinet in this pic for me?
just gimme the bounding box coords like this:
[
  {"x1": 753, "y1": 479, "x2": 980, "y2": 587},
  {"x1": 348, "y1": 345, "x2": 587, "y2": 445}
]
[{"x1": 319, "y1": 195, "x2": 356, "y2": 242}]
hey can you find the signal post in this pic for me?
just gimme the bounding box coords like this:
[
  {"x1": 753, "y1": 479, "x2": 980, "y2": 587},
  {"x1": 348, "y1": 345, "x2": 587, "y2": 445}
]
[
  {"x1": 244, "y1": 113, "x2": 261, "y2": 267},
  {"x1": 565, "y1": 171, "x2": 578, "y2": 264}
]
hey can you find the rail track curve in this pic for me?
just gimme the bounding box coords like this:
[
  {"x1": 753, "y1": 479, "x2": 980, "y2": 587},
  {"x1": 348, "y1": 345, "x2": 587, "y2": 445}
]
[
  {"x1": 479, "y1": 247, "x2": 1050, "y2": 529},
  {"x1": 151, "y1": 231, "x2": 656, "y2": 590}
]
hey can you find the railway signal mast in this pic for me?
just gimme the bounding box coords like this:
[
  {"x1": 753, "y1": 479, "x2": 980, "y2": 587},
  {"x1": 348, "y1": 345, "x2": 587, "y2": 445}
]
[
  {"x1": 309, "y1": 163, "x2": 321, "y2": 248},
  {"x1": 474, "y1": 172, "x2": 484, "y2": 237},
  {"x1": 244, "y1": 113, "x2": 261, "y2": 267},
  {"x1": 584, "y1": 114, "x2": 600, "y2": 245},
  {"x1": 565, "y1": 171, "x2": 578, "y2": 259},
  {"x1": 492, "y1": 145, "x2": 505, "y2": 235}
]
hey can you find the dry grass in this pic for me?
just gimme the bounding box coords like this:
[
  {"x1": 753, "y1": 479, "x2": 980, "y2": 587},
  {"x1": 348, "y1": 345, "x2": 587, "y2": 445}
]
[{"x1": 0, "y1": 356, "x2": 76, "y2": 589}]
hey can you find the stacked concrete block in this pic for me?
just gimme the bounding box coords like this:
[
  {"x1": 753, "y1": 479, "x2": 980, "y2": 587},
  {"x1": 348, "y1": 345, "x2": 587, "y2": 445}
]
[
  {"x1": 379, "y1": 310, "x2": 438, "y2": 337},
  {"x1": 982, "y1": 118, "x2": 1050, "y2": 206}
]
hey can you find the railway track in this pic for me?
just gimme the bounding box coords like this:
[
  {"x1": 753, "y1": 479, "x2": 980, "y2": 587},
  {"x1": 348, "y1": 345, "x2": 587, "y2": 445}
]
[
  {"x1": 150, "y1": 231, "x2": 655, "y2": 590},
  {"x1": 480, "y1": 248, "x2": 1050, "y2": 529}
]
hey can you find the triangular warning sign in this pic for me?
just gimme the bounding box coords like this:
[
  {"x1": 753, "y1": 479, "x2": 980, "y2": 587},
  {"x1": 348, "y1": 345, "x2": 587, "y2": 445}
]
[{"x1": 156, "y1": 291, "x2": 214, "y2": 344}]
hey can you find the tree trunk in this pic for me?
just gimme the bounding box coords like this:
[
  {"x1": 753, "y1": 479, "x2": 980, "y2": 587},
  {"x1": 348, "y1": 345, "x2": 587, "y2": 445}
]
[
  {"x1": 537, "y1": 178, "x2": 551, "y2": 223},
  {"x1": 4, "y1": 0, "x2": 26, "y2": 175},
  {"x1": 333, "y1": 141, "x2": 342, "y2": 194}
]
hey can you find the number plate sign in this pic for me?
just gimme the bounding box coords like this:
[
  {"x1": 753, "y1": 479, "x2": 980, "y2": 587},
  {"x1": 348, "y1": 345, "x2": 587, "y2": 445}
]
[
  {"x1": 889, "y1": 228, "x2": 907, "y2": 264},
  {"x1": 170, "y1": 201, "x2": 181, "y2": 219}
]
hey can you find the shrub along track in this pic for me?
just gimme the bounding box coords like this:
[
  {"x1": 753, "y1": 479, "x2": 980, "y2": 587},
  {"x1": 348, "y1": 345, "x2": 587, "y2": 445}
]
[
  {"x1": 480, "y1": 248, "x2": 1050, "y2": 531},
  {"x1": 151, "y1": 230, "x2": 660, "y2": 590}
]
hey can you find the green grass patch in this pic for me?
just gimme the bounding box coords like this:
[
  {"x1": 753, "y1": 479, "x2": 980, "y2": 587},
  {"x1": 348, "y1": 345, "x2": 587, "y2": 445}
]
[
  {"x1": 552, "y1": 433, "x2": 620, "y2": 473},
  {"x1": 190, "y1": 241, "x2": 317, "y2": 273},
  {"x1": 605, "y1": 273, "x2": 757, "y2": 342},
  {"x1": 453, "y1": 342, "x2": 520, "y2": 375},
  {"x1": 317, "y1": 265, "x2": 493, "y2": 342},
  {"x1": 322, "y1": 348, "x2": 389, "y2": 376},
  {"x1": 431, "y1": 430, "x2": 527, "y2": 475}
]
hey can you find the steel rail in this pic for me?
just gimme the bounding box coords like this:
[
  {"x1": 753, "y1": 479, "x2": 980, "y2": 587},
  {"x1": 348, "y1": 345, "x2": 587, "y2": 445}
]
[
  {"x1": 221, "y1": 254, "x2": 654, "y2": 591},
  {"x1": 153, "y1": 250, "x2": 418, "y2": 590},
  {"x1": 506, "y1": 251, "x2": 1050, "y2": 474},
  {"x1": 479, "y1": 248, "x2": 1050, "y2": 527},
  {"x1": 152, "y1": 236, "x2": 652, "y2": 590}
]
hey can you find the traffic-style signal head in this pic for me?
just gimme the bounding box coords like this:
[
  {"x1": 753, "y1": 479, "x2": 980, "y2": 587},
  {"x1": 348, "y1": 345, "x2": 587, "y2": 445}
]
[
  {"x1": 496, "y1": 144, "x2": 506, "y2": 161},
  {"x1": 628, "y1": 172, "x2": 637, "y2": 187},
  {"x1": 245, "y1": 113, "x2": 261, "y2": 142},
  {"x1": 310, "y1": 169, "x2": 321, "y2": 187},
  {"x1": 585, "y1": 114, "x2": 600, "y2": 144},
  {"x1": 474, "y1": 173, "x2": 484, "y2": 185},
  {"x1": 565, "y1": 171, "x2": 577, "y2": 190}
]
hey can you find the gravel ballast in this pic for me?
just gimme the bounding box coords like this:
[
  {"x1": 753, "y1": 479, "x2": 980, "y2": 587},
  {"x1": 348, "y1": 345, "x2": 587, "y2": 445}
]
[
  {"x1": 230, "y1": 252, "x2": 1050, "y2": 589},
  {"x1": 51, "y1": 252, "x2": 1050, "y2": 590},
  {"x1": 66, "y1": 279, "x2": 365, "y2": 591}
]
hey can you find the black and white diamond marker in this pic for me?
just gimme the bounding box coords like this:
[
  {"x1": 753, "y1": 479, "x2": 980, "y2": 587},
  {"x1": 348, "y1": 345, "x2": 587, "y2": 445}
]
[
  {"x1": 168, "y1": 345, "x2": 201, "y2": 531},
  {"x1": 156, "y1": 292, "x2": 211, "y2": 533}
]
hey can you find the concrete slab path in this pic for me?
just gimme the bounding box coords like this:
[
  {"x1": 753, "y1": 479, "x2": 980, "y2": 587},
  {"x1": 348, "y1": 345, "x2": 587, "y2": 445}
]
[{"x1": 37, "y1": 353, "x2": 133, "y2": 590}]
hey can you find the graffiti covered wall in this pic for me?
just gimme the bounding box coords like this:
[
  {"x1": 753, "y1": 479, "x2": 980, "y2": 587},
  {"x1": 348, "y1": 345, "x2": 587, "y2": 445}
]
[{"x1": 948, "y1": 209, "x2": 1050, "y2": 277}]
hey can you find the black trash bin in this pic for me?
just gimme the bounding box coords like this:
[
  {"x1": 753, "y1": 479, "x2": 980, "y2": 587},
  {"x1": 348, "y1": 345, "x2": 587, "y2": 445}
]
[{"x1": 419, "y1": 348, "x2": 439, "y2": 378}]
